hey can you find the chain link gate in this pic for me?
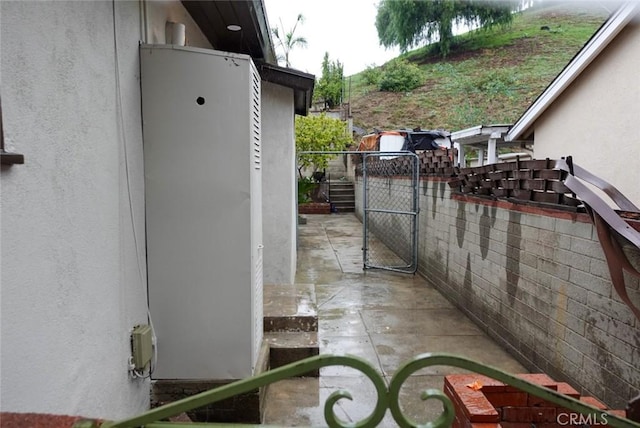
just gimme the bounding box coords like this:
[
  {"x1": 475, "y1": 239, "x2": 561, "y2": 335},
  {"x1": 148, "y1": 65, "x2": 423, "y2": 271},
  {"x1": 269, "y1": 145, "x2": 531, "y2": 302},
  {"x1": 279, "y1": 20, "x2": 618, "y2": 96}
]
[
  {"x1": 362, "y1": 152, "x2": 419, "y2": 273},
  {"x1": 298, "y1": 150, "x2": 419, "y2": 274}
]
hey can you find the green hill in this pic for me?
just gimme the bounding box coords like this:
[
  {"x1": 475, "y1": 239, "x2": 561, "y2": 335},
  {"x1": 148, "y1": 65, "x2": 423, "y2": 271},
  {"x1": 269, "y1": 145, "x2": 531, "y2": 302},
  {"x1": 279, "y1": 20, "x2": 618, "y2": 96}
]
[{"x1": 346, "y1": 2, "x2": 610, "y2": 133}]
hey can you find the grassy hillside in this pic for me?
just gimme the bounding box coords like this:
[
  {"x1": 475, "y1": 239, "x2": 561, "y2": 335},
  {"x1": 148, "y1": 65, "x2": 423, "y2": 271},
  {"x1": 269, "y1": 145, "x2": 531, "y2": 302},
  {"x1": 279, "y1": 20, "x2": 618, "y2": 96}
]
[{"x1": 346, "y1": 3, "x2": 610, "y2": 133}]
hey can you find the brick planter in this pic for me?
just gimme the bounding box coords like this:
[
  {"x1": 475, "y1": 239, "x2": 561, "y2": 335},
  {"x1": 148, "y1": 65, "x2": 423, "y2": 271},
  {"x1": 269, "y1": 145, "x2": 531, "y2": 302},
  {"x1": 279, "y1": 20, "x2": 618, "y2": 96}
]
[
  {"x1": 444, "y1": 373, "x2": 627, "y2": 428},
  {"x1": 298, "y1": 202, "x2": 330, "y2": 214}
]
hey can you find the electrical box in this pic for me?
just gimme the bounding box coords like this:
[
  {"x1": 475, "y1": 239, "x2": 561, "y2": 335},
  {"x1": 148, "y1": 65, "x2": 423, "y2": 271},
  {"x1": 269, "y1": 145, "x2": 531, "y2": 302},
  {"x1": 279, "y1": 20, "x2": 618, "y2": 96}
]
[{"x1": 131, "y1": 324, "x2": 153, "y2": 370}]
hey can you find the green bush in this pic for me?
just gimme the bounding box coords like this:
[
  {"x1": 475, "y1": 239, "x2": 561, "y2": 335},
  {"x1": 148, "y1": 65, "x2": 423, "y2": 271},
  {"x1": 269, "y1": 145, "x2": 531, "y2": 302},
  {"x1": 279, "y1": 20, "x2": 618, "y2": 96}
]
[
  {"x1": 378, "y1": 59, "x2": 424, "y2": 92},
  {"x1": 297, "y1": 177, "x2": 317, "y2": 204},
  {"x1": 362, "y1": 64, "x2": 381, "y2": 85}
]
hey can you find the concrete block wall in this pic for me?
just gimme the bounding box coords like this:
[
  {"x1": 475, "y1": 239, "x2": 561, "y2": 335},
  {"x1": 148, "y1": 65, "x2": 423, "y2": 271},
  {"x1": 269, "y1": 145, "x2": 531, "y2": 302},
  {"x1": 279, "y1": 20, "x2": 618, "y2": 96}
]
[{"x1": 355, "y1": 175, "x2": 640, "y2": 409}]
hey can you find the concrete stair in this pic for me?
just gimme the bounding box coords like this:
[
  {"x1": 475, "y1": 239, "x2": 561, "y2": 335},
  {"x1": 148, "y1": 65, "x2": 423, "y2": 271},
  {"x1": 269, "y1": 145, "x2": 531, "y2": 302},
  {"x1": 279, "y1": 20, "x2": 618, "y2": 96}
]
[
  {"x1": 329, "y1": 180, "x2": 355, "y2": 213},
  {"x1": 263, "y1": 283, "x2": 319, "y2": 377}
]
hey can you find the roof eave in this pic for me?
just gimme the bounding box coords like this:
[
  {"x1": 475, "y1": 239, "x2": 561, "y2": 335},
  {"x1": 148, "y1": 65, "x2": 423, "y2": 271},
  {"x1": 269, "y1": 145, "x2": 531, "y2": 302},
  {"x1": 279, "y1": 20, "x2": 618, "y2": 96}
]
[
  {"x1": 181, "y1": 0, "x2": 277, "y2": 64},
  {"x1": 506, "y1": 2, "x2": 639, "y2": 142},
  {"x1": 258, "y1": 63, "x2": 315, "y2": 116},
  {"x1": 451, "y1": 124, "x2": 511, "y2": 145},
  {"x1": 250, "y1": 0, "x2": 277, "y2": 64}
]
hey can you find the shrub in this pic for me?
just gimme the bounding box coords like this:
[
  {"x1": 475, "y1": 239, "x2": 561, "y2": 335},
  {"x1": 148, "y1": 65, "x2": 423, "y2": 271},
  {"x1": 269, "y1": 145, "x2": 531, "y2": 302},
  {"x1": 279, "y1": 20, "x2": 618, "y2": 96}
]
[
  {"x1": 362, "y1": 64, "x2": 382, "y2": 86},
  {"x1": 297, "y1": 177, "x2": 317, "y2": 204},
  {"x1": 378, "y1": 59, "x2": 424, "y2": 92}
]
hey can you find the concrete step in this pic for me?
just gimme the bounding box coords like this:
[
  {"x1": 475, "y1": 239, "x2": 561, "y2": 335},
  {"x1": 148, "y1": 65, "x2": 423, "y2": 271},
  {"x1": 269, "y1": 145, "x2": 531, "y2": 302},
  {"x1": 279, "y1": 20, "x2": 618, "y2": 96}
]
[
  {"x1": 329, "y1": 184, "x2": 354, "y2": 190},
  {"x1": 329, "y1": 181, "x2": 355, "y2": 214},
  {"x1": 264, "y1": 331, "x2": 319, "y2": 377},
  {"x1": 331, "y1": 192, "x2": 356, "y2": 213},
  {"x1": 330, "y1": 194, "x2": 355, "y2": 202},
  {"x1": 263, "y1": 284, "x2": 320, "y2": 377},
  {"x1": 330, "y1": 187, "x2": 354, "y2": 193},
  {"x1": 263, "y1": 283, "x2": 317, "y2": 332}
]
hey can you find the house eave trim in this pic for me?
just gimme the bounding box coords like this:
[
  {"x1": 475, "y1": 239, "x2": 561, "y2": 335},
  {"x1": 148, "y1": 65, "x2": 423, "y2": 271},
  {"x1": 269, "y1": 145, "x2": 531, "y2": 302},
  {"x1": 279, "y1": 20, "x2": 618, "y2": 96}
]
[
  {"x1": 506, "y1": 2, "x2": 639, "y2": 142},
  {"x1": 258, "y1": 63, "x2": 315, "y2": 116},
  {"x1": 451, "y1": 124, "x2": 511, "y2": 145}
]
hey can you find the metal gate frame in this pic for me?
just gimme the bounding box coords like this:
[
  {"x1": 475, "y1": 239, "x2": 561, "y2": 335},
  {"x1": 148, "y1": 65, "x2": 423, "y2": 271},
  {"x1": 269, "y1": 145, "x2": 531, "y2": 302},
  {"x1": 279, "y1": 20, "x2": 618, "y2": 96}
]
[
  {"x1": 298, "y1": 150, "x2": 419, "y2": 274},
  {"x1": 99, "y1": 352, "x2": 639, "y2": 428},
  {"x1": 362, "y1": 151, "x2": 419, "y2": 273}
]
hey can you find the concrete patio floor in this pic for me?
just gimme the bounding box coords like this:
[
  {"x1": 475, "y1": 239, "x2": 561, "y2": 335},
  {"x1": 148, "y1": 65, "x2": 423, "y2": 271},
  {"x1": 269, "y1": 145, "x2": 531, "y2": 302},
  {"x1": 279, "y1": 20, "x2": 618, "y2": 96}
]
[{"x1": 263, "y1": 213, "x2": 528, "y2": 427}]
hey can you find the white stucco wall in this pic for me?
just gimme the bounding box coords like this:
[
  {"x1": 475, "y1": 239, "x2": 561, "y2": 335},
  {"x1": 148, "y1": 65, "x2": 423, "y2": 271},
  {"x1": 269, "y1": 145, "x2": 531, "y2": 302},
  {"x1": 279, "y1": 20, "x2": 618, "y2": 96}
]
[
  {"x1": 261, "y1": 82, "x2": 297, "y2": 284},
  {"x1": 532, "y1": 18, "x2": 640, "y2": 206},
  {"x1": 0, "y1": 0, "x2": 208, "y2": 419}
]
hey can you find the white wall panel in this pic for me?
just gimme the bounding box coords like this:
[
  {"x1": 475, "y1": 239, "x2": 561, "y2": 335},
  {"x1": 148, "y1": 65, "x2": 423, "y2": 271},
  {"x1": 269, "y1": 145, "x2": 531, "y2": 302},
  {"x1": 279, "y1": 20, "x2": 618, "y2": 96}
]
[{"x1": 141, "y1": 45, "x2": 262, "y2": 379}]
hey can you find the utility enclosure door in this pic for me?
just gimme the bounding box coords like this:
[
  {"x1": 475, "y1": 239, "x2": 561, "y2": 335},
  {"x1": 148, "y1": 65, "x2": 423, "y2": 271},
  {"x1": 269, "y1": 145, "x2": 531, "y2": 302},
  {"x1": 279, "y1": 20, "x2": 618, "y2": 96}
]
[{"x1": 141, "y1": 45, "x2": 262, "y2": 380}]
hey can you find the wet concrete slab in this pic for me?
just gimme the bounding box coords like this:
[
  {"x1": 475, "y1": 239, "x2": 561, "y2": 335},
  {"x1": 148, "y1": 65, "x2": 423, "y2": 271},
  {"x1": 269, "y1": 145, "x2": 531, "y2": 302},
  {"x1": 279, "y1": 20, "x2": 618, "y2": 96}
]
[
  {"x1": 264, "y1": 284, "x2": 316, "y2": 316},
  {"x1": 360, "y1": 308, "x2": 484, "y2": 335},
  {"x1": 263, "y1": 213, "x2": 527, "y2": 427},
  {"x1": 319, "y1": 308, "x2": 368, "y2": 336},
  {"x1": 264, "y1": 376, "x2": 398, "y2": 427},
  {"x1": 372, "y1": 333, "x2": 527, "y2": 377}
]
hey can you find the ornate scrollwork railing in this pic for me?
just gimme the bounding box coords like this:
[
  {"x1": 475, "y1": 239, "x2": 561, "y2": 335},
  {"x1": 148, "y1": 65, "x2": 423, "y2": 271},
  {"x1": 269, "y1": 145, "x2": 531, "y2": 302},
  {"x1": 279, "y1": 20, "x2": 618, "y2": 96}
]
[{"x1": 97, "y1": 353, "x2": 640, "y2": 428}]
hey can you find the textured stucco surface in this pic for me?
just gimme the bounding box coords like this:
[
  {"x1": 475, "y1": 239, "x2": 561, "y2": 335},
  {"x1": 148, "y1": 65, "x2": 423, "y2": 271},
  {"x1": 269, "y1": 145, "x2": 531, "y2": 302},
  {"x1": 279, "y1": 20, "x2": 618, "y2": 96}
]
[
  {"x1": 261, "y1": 82, "x2": 297, "y2": 284},
  {"x1": 532, "y1": 18, "x2": 640, "y2": 206},
  {"x1": 0, "y1": 0, "x2": 208, "y2": 419}
]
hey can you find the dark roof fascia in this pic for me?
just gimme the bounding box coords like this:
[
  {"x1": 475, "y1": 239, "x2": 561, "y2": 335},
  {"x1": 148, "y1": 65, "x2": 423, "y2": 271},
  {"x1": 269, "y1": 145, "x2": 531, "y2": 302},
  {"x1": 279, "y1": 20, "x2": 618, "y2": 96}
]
[
  {"x1": 249, "y1": 0, "x2": 277, "y2": 64},
  {"x1": 181, "y1": 0, "x2": 277, "y2": 64},
  {"x1": 258, "y1": 62, "x2": 316, "y2": 116}
]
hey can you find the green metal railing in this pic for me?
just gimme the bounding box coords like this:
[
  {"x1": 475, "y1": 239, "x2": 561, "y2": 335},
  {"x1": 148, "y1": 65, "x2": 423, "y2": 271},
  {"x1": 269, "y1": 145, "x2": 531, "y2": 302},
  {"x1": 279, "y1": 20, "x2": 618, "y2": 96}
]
[{"x1": 97, "y1": 353, "x2": 640, "y2": 428}]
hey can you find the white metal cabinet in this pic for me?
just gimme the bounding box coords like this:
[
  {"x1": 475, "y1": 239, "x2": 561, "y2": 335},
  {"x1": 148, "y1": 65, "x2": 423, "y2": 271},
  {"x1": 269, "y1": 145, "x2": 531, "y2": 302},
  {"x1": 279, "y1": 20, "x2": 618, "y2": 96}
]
[{"x1": 140, "y1": 45, "x2": 263, "y2": 380}]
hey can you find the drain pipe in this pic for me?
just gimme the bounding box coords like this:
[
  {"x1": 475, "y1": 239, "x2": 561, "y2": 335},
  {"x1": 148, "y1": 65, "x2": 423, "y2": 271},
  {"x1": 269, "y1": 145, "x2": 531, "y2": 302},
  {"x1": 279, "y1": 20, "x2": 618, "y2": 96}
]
[{"x1": 140, "y1": 0, "x2": 150, "y2": 43}]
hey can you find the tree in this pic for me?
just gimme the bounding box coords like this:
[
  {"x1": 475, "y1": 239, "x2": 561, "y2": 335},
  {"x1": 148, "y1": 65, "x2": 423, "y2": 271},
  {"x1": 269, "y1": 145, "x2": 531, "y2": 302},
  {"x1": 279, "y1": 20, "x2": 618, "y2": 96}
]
[
  {"x1": 376, "y1": 0, "x2": 515, "y2": 57},
  {"x1": 295, "y1": 113, "x2": 351, "y2": 178},
  {"x1": 314, "y1": 52, "x2": 344, "y2": 109},
  {"x1": 271, "y1": 14, "x2": 307, "y2": 67}
]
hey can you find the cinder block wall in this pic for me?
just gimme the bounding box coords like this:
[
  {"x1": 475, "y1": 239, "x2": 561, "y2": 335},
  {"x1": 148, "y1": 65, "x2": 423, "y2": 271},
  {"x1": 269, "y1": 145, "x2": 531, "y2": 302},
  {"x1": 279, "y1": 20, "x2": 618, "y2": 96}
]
[{"x1": 355, "y1": 175, "x2": 640, "y2": 409}]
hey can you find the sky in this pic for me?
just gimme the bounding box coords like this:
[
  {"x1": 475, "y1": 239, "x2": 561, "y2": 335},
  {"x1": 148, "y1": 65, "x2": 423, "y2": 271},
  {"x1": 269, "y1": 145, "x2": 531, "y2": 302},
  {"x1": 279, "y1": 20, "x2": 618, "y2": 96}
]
[{"x1": 263, "y1": 0, "x2": 401, "y2": 78}]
